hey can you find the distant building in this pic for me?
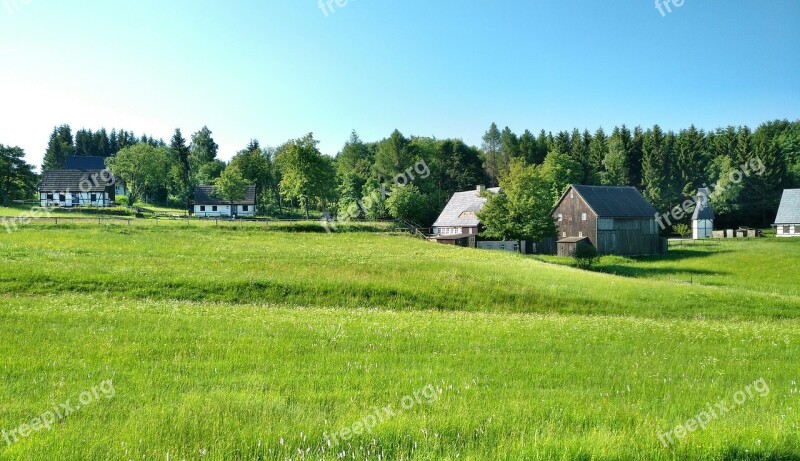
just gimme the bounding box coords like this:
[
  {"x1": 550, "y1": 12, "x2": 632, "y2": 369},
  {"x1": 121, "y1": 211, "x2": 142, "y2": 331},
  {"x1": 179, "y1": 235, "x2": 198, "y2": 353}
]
[
  {"x1": 774, "y1": 189, "x2": 800, "y2": 237},
  {"x1": 38, "y1": 169, "x2": 115, "y2": 207},
  {"x1": 552, "y1": 185, "x2": 664, "y2": 256},
  {"x1": 65, "y1": 156, "x2": 106, "y2": 170},
  {"x1": 193, "y1": 185, "x2": 256, "y2": 218},
  {"x1": 692, "y1": 188, "x2": 714, "y2": 239},
  {"x1": 429, "y1": 186, "x2": 525, "y2": 252}
]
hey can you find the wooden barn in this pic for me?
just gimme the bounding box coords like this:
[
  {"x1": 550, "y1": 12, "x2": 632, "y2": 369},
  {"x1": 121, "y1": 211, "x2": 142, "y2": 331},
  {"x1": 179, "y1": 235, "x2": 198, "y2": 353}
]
[{"x1": 553, "y1": 185, "x2": 665, "y2": 257}]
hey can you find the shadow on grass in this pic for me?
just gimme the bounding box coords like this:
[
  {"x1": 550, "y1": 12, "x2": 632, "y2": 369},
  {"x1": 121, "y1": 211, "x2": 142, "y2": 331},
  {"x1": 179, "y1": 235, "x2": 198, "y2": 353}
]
[{"x1": 593, "y1": 265, "x2": 726, "y2": 279}]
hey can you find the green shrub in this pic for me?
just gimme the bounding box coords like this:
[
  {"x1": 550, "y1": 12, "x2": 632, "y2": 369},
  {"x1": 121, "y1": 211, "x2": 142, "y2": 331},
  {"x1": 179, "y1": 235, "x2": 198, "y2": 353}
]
[
  {"x1": 573, "y1": 242, "x2": 599, "y2": 269},
  {"x1": 673, "y1": 223, "x2": 691, "y2": 238}
]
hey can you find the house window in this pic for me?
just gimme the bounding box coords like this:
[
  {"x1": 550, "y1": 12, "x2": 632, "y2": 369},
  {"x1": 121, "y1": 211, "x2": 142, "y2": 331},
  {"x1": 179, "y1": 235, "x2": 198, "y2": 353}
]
[
  {"x1": 200, "y1": 206, "x2": 206, "y2": 212},
  {"x1": 784, "y1": 225, "x2": 790, "y2": 235},
  {"x1": 579, "y1": 232, "x2": 583, "y2": 237},
  {"x1": 46, "y1": 193, "x2": 53, "y2": 200},
  {"x1": 581, "y1": 213, "x2": 587, "y2": 221},
  {"x1": 91, "y1": 193, "x2": 97, "y2": 202},
  {"x1": 243, "y1": 205, "x2": 249, "y2": 212},
  {"x1": 212, "y1": 206, "x2": 218, "y2": 212},
  {"x1": 570, "y1": 191, "x2": 574, "y2": 199},
  {"x1": 562, "y1": 232, "x2": 567, "y2": 238},
  {"x1": 557, "y1": 214, "x2": 563, "y2": 222},
  {"x1": 59, "y1": 194, "x2": 66, "y2": 202}
]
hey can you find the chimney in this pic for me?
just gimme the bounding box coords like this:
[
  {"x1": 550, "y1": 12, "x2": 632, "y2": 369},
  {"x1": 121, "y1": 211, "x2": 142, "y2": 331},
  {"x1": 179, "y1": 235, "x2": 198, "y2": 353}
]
[{"x1": 476, "y1": 185, "x2": 485, "y2": 196}]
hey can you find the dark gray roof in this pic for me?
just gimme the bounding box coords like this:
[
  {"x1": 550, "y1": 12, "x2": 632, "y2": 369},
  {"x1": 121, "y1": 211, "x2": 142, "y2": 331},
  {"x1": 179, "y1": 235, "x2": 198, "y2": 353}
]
[
  {"x1": 433, "y1": 187, "x2": 501, "y2": 228},
  {"x1": 38, "y1": 169, "x2": 112, "y2": 192},
  {"x1": 65, "y1": 156, "x2": 107, "y2": 169},
  {"x1": 558, "y1": 236, "x2": 590, "y2": 244},
  {"x1": 194, "y1": 185, "x2": 256, "y2": 206},
  {"x1": 569, "y1": 185, "x2": 657, "y2": 218},
  {"x1": 774, "y1": 189, "x2": 800, "y2": 224},
  {"x1": 692, "y1": 188, "x2": 714, "y2": 220}
]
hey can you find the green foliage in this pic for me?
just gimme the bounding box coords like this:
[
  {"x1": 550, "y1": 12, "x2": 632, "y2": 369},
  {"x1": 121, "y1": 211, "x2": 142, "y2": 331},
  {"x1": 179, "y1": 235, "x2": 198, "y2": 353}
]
[
  {"x1": 541, "y1": 150, "x2": 583, "y2": 203},
  {"x1": 0, "y1": 144, "x2": 37, "y2": 205},
  {"x1": 572, "y1": 242, "x2": 598, "y2": 269},
  {"x1": 385, "y1": 184, "x2": 429, "y2": 224},
  {"x1": 213, "y1": 165, "x2": 248, "y2": 205},
  {"x1": 42, "y1": 124, "x2": 75, "y2": 171},
  {"x1": 275, "y1": 133, "x2": 336, "y2": 219},
  {"x1": 106, "y1": 143, "x2": 169, "y2": 205},
  {"x1": 672, "y1": 223, "x2": 692, "y2": 238},
  {"x1": 479, "y1": 159, "x2": 557, "y2": 245}
]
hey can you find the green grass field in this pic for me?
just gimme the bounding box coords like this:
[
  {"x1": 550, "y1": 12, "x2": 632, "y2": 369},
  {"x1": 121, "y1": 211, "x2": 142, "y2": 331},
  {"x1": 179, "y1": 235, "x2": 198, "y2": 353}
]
[{"x1": 1, "y1": 223, "x2": 798, "y2": 460}]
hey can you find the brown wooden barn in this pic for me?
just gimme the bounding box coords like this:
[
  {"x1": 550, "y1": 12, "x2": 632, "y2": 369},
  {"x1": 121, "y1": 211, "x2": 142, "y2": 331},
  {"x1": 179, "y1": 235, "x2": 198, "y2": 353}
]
[{"x1": 553, "y1": 185, "x2": 665, "y2": 257}]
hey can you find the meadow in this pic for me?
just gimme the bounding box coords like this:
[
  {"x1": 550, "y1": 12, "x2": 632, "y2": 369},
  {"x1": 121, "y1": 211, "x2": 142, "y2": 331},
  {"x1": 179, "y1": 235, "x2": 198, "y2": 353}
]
[{"x1": 0, "y1": 223, "x2": 798, "y2": 460}]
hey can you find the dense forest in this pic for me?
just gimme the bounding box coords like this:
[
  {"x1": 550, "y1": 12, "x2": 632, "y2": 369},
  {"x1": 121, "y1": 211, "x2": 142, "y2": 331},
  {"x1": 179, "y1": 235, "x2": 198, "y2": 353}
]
[{"x1": 2, "y1": 119, "x2": 798, "y2": 230}]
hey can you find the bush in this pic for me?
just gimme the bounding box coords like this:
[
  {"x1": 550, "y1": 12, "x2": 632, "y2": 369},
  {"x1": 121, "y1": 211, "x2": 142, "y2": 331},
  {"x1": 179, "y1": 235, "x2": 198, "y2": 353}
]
[
  {"x1": 573, "y1": 243, "x2": 599, "y2": 269},
  {"x1": 673, "y1": 223, "x2": 691, "y2": 238}
]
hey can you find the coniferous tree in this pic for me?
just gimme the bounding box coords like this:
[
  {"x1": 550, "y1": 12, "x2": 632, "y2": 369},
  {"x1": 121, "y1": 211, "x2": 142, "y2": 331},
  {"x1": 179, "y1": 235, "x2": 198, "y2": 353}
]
[{"x1": 42, "y1": 125, "x2": 75, "y2": 171}]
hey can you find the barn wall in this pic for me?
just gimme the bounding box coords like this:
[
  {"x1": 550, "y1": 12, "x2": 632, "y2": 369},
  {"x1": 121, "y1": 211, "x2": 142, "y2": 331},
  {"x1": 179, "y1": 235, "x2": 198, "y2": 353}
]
[
  {"x1": 597, "y1": 218, "x2": 661, "y2": 256},
  {"x1": 553, "y1": 188, "x2": 597, "y2": 244}
]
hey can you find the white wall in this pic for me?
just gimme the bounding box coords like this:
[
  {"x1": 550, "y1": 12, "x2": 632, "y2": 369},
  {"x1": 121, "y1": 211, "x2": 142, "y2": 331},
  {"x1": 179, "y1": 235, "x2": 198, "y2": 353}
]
[
  {"x1": 40, "y1": 191, "x2": 110, "y2": 207},
  {"x1": 692, "y1": 219, "x2": 713, "y2": 239},
  {"x1": 194, "y1": 204, "x2": 256, "y2": 218},
  {"x1": 777, "y1": 225, "x2": 799, "y2": 237}
]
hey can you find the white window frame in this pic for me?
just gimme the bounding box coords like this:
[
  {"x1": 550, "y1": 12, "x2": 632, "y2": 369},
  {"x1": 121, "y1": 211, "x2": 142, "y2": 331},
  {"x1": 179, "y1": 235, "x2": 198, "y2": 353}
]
[
  {"x1": 581, "y1": 213, "x2": 587, "y2": 221},
  {"x1": 557, "y1": 214, "x2": 563, "y2": 222}
]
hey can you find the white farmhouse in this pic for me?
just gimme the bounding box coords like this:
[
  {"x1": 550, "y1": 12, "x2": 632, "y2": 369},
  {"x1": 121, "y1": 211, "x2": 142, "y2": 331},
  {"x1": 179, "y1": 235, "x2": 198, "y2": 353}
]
[
  {"x1": 691, "y1": 187, "x2": 714, "y2": 239},
  {"x1": 38, "y1": 169, "x2": 115, "y2": 207},
  {"x1": 193, "y1": 185, "x2": 256, "y2": 218},
  {"x1": 774, "y1": 189, "x2": 800, "y2": 237}
]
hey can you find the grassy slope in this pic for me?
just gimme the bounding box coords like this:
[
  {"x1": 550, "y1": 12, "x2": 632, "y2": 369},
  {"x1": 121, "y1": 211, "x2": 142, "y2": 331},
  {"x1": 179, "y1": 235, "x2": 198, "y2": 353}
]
[
  {"x1": 1, "y1": 225, "x2": 799, "y2": 319},
  {"x1": 1, "y1": 225, "x2": 799, "y2": 460}
]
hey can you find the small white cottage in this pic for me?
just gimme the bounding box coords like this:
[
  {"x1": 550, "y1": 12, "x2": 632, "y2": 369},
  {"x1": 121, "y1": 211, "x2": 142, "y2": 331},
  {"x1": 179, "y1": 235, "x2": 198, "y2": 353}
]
[
  {"x1": 774, "y1": 189, "x2": 800, "y2": 237},
  {"x1": 193, "y1": 185, "x2": 256, "y2": 218},
  {"x1": 692, "y1": 188, "x2": 714, "y2": 239}
]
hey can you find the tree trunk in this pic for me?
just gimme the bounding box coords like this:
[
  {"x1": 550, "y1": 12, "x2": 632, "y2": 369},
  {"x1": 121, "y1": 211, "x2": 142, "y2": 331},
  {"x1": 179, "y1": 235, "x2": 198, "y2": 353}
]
[{"x1": 304, "y1": 197, "x2": 310, "y2": 220}]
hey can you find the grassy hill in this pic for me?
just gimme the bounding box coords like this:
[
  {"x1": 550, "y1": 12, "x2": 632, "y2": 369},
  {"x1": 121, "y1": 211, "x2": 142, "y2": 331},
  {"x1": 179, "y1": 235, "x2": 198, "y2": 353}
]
[{"x1": 0, "y1": 224, "x2": 798, "y2": 460}]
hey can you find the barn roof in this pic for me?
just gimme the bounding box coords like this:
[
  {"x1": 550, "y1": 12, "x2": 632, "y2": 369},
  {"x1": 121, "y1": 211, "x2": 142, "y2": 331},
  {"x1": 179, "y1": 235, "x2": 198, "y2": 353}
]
[
  {"x1": 65, "y1": 156, "x2": 107, "y2": 169},
  {"x1": 432, "y1": 187, "x2": 501, "y2": 228},
  {"x1": 566, "y1": 185, "x2": 658, "y2": 218},
  {"x1": 774, "y1": 189, "x2": 800, "y2": 224},
  {"x1": 692, "y1": 188, "x2": 714, "y2": 220},
  {"x1": 194, "y1": 185, "x2": 256, "y2": 206},
  {"x1": 38, "y1": 169, "x2": 112, "y2": 192}
]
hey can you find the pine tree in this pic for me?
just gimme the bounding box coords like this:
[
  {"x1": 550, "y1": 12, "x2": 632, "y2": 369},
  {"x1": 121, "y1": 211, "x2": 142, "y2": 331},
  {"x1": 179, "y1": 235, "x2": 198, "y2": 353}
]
[{"x1": 42, "y1": 125, "x2": 74, "y2": 171}]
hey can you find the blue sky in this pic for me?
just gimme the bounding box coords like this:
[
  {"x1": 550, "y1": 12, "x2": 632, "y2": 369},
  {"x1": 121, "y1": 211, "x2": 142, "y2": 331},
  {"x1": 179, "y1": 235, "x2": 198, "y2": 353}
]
[{"x1": 1, "y1": 0, "x2": 798, "y2": 169}]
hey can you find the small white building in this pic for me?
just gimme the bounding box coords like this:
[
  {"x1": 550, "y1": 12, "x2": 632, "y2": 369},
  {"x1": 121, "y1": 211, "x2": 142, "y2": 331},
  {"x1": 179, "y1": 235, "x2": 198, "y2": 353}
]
[
  {"x1": 193, "y1": 185, "x2": 256, "y2": 218},
  {"x1": 774, "y1": 189, "x2": 800, "y2": 237},
  {"x1": 38, "y1": 169, "x2": 115, "y2": 207},
  {"x1": 692, "y1": 188, "x2": 714, "y2": 239}
]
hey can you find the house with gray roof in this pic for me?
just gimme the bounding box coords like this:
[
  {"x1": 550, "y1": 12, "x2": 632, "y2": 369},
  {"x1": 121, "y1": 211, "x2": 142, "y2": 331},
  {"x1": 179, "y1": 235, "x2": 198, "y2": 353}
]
[
  {"x1": 552, "y1": 185, "x2": 664, "y2": 256},
  {"x1": 38, "y1": 169, "x2": 116, "y2": 207},
  {"x1": 692, "y1": 187, "x2": 714, "y2": 239},
  {"x1": 193, "y1": 185, "x2": 256, "y2": 218},
  {"x1": 431, "y1": 185, "x2": 500, "y2": 238},
  {"x1": 774, "y1": 189, "x2": 800, "y2": 237}
]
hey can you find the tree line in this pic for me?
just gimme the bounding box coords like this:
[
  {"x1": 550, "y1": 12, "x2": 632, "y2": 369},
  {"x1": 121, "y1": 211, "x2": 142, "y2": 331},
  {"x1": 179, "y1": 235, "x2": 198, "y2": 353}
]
[{"x1": 2, "y1": 119, "x2": 798, "y2": 230}]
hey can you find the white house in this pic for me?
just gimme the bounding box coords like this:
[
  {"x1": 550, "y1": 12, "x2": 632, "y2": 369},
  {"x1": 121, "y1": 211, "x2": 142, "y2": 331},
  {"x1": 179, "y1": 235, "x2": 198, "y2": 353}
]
[
  {"x1": 193, "y1": 185, "x2": 256, "y2": 218},
  {"x1": 774, "y1": 189, "x2": 800, "y2": 237},
  {"x1": 38, "y1": 169, "x2": 115, "y2": 207},
  {"x1": 692, "y1": 187, "x2": 714, "y2": 239}
]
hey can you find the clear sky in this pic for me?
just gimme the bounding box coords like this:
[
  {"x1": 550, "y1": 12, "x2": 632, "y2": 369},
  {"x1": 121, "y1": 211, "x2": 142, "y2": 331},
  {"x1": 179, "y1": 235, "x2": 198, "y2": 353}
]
[{"x1": 1, "y1": 0, "x2": 798, "y2": 170}]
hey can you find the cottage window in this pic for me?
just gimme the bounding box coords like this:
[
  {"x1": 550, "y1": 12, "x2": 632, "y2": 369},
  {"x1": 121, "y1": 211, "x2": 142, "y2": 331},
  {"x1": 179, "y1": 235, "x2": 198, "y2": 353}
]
[
  {"x1": 557, "y1": 214, "x2": 563, "y2": 222},
  {"x1": 243, "y1": 205, "x2": 249, "y2": 212},
  {"x1": 581, "y1": 213, "x2": 587, "y2": 221},
  {"x1": 91, "y1": 193, "x2": 97, "y2": 202},
  {"x1": 47, "y1": 193, "x2": 53, "y2": 200},
  {"x1": 562, "y1": 232, "x2": 567, "y2": 238},
  {"x1": 570, "y1": 191, "x2": 574, "y2": 199},
  {"x1": 212, "y1": 206, "x2": 218, "y2": 212},
  {"x1": 579, "y1": 232, "x2": 583, "y2": 237},
  {"x1": 200, "y1": 206, "x2": 206, "y2": 212},
  {"x1": 59, "y1": 194, "x2": 66, "y2": 202}
]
